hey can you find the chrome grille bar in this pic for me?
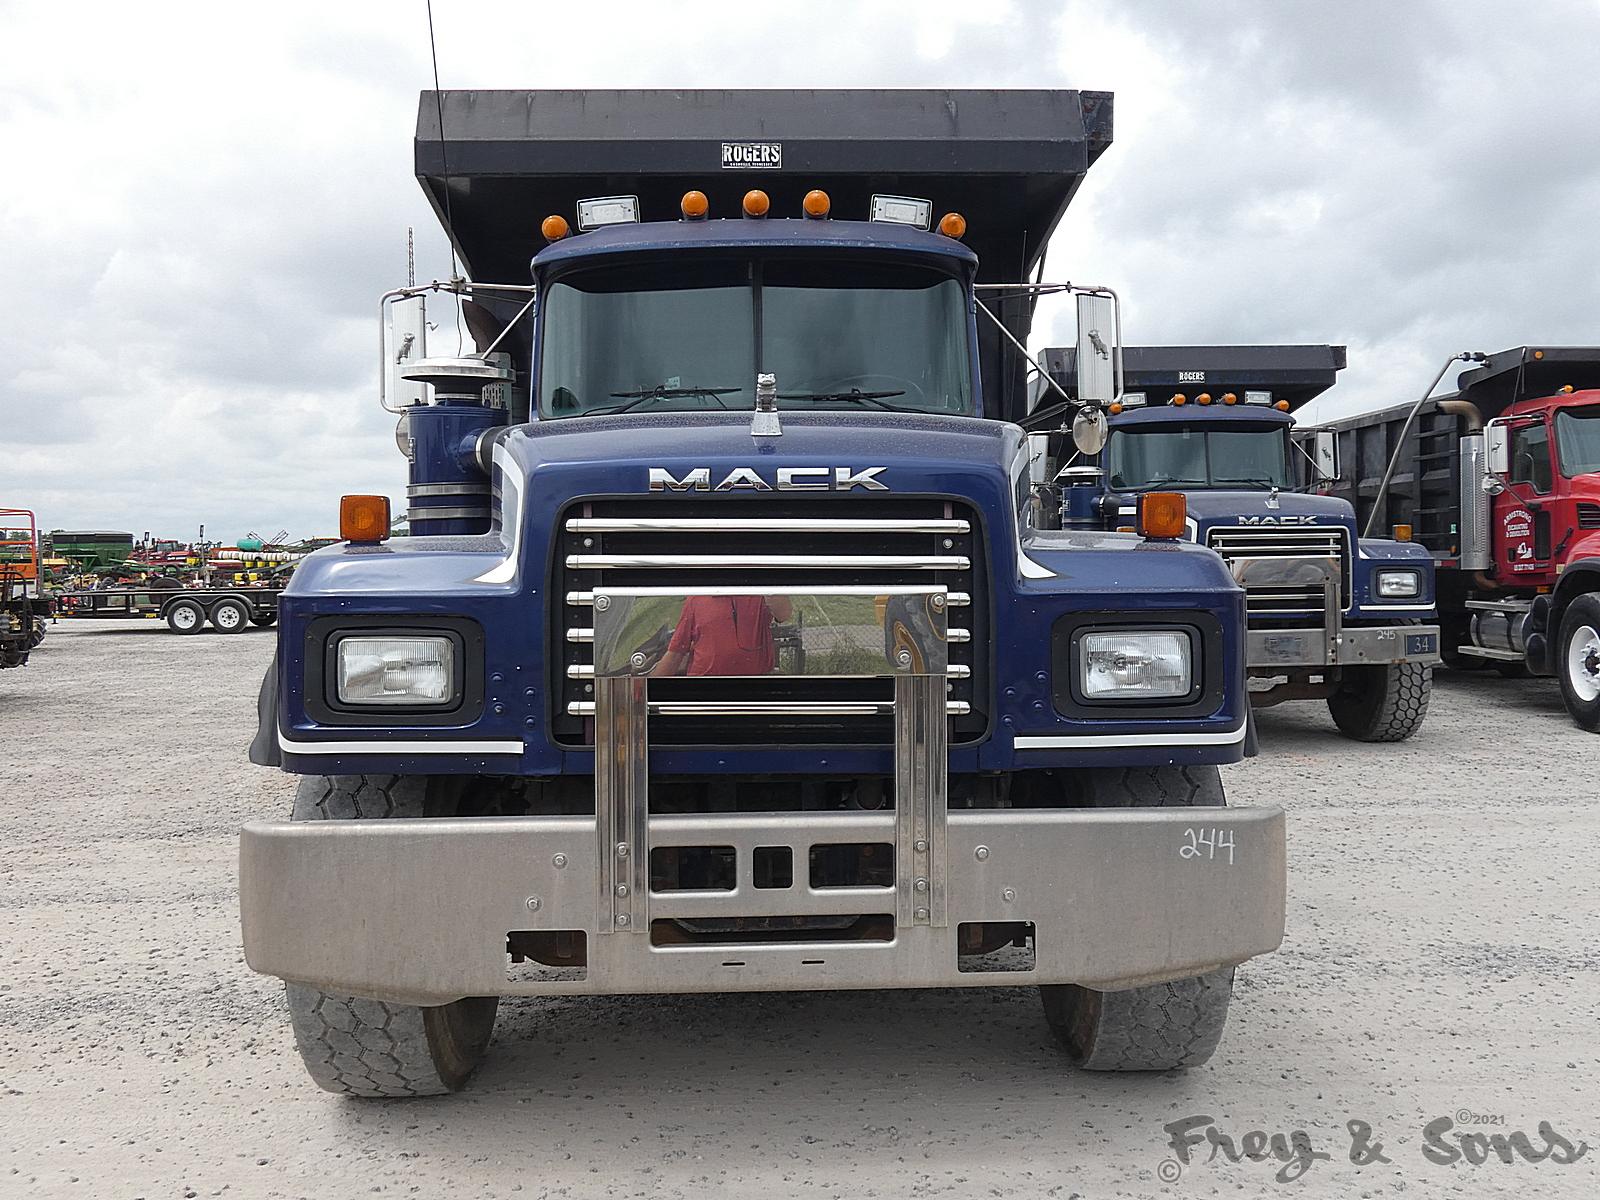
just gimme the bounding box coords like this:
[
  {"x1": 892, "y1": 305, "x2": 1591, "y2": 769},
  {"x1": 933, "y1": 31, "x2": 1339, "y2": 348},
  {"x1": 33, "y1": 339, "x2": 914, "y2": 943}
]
[
  {"x1": 567, "y1": 517, "x2": 970, "y2": 534},
  {"x1": 568, "y1": 699, "x2": 972, "y2": 717},
  {"x1": 567, "y1": 553, "x2": 969, "y2": 571}
]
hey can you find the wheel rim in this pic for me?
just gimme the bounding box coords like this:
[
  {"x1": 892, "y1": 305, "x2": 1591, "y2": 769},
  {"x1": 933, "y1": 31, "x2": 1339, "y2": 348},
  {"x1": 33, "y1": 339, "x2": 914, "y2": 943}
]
[
  {"x1": 217, "y1": 606, "x2": 242, "y2": 630},
  {"x1": 174, "y1": 607, "x2": 198, "y2": 630},
  {"x1": 1568, "y1": 624, "x2": 1600, "y2": 703}
]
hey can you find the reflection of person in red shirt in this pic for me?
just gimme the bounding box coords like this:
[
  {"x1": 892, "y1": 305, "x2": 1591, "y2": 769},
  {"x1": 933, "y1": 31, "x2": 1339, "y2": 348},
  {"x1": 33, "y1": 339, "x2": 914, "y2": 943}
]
[{"x1": 651, "y1": 595, "x2": 795, "y2": 677}]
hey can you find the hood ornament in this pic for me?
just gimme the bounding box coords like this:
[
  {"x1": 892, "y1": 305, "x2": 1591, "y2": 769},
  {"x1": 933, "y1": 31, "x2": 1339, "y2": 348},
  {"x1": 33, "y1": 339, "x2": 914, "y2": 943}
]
[
  {"x1": 751, "y1": 372, "x2": 781, "y2": 438},
  {"x1": 1267, "y1": 486, "x2": 1281, "y2": 510}
]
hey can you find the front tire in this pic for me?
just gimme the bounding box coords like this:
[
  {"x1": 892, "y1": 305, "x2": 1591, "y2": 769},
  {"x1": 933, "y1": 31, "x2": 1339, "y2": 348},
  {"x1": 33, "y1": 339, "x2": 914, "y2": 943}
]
[
  {"x1": 283, "y1": 775, "x2": 499, "y2": 1097},
  {"x1": 1039, "y1": 766, "x2": 1235, "y2": 1071},
  {"x1": 1556, "y1": 594, "x2": 1600, "y2": 732},
  {"x1": 1327, "y1": 661, "x2": 1431, "y2": 741}
]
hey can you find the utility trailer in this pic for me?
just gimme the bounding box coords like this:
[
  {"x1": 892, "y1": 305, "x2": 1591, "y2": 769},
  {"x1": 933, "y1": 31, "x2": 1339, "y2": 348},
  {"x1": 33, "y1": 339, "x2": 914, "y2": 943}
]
[
  {"x1": 241, "y1": 89, "x2": 1287, "y2": 1097},
  {"x1": 1033, "y1": 347, "x2": 1439, "y2": 741},
  {"x1": 1303, "y1": 347, "x2": 1600, "y2": 729},
  {"x1": 55, "y1": 586, "x2": 282, "y2": 633}
]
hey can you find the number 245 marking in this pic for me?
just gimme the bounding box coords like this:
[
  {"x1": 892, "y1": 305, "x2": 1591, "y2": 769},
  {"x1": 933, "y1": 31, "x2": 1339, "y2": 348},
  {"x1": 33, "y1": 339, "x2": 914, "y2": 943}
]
[{"x1": 1180, "y1": 826, "x2": 1236, "y2": 865}]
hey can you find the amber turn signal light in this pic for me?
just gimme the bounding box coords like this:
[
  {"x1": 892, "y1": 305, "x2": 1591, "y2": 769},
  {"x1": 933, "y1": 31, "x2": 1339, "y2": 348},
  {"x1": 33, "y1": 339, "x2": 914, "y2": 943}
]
[
  {"x1": 540, "y1": 214, "x2": 570, "y2": 241},
  {"x1": 680, "y1": 190, "x2": 709, "y2": 219},
  {"x1": 1137, "y1": 491, "x2": 1187, "y2": 540},
  {"x1": 340, "y1": 495, "x2": 391, "y2": 544},
  {"x1": 937, "y1": 212, "x2": 967, "y2": 238},
  {"x1": 742, "y1": 189, "x2": 770, "y2": 218},
  {"x1": 802, "y1": 189, "x2": 831, "y2": 218}
]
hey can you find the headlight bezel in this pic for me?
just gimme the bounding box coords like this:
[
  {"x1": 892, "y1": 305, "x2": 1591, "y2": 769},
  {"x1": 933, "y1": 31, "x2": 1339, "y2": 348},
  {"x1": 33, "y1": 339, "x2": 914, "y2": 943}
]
[
  {"x1": 1374, "y1": 569, "x2": 1422, "y2": 599},
  {"x1": 1050, "y1": 610, "x2": 1225, "y2": 717},
  {"x1": 304, "y1": 615, "x2": 485, "y2": 726}
]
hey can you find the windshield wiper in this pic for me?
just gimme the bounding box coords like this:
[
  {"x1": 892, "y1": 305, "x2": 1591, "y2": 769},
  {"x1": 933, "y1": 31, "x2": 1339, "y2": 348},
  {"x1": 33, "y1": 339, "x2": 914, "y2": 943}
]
[
  {"x1": 778, "y1": 388, "x2": 906, "y2": 410},
  {"x1": 1214, "y1": 476, "x2": 1282, "y2": 489},
  {"x1": 583, "y1": 385, "x2": 742, "y2": 416}
]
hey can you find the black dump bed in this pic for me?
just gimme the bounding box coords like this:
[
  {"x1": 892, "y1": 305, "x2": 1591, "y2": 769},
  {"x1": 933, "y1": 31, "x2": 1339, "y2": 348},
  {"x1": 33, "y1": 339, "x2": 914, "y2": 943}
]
[
  {"x1": 1038, "y1": 344, "x2": 1345, "y2": 416},
  {"x1": 416, "y1": 89, "x2": 1113, "y2": 421}
]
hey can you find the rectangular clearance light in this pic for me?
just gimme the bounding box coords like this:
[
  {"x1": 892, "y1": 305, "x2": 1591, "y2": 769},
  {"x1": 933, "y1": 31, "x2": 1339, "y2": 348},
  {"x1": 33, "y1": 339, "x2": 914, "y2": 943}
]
[
  {"x1": 576, "y1": 195, "x2": 641, "y2": 230},
  {"x1": 1121, "y1": 392, "x2": 1148, "y2": 407},
  {"x1": 869, "y1": 194, "x2": 933, "y2": 229},
  {"x1": 1244, "y1": 390, "x2": 1274, "y2": 405}
]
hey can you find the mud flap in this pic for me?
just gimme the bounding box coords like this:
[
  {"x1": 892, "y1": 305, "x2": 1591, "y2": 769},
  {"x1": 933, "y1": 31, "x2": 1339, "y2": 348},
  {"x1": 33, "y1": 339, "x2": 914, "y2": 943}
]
[{"x1": 248, "y1": 661, "x2": 281, "y2": 767}]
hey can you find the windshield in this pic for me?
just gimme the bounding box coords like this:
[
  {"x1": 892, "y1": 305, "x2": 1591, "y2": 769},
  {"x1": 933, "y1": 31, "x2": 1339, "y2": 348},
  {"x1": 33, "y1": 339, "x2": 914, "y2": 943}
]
[
  {"x1": 1105, "y1": 424, "x2": 1292, "y2": 490},
  {"x1": 1555, "y1": 407, "x2": 1600, "y2": 476},
  {"x1": 538, "y1": 256, "x2": 973, "y2": 418}
]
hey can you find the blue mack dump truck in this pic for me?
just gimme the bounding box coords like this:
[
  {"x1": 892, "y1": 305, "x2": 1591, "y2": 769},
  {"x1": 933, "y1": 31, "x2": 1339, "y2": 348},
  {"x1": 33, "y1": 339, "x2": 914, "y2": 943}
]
[
  {"x1": 1035, "y1": 345, "x2": 1440, "y2": 740},
  {"x1": 241, "y1": 90, "x2": 1286, "y2": 1097}
]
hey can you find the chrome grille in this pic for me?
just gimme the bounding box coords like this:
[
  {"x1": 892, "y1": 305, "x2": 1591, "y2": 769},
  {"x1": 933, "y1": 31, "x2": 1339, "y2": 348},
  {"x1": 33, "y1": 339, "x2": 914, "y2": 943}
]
[
  {"x1": 554, "y1": 497, "x2": 986, "y2": 746},
  {"x1": 1205, "y1": 525, "x2": 1351, "y2": 616}
]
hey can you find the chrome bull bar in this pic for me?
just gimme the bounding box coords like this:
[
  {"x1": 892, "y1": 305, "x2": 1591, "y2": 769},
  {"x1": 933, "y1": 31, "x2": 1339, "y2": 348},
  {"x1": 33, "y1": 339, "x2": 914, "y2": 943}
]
[{"x1": 591, "y1": 585, "x2": 950, "y2": 938}]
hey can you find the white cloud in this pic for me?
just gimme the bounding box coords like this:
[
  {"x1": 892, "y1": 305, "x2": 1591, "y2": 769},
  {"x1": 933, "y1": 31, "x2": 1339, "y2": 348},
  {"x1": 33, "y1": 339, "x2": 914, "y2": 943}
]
[{"x1": 1, "y1": 0, "x2": 1597, "y2": 539}]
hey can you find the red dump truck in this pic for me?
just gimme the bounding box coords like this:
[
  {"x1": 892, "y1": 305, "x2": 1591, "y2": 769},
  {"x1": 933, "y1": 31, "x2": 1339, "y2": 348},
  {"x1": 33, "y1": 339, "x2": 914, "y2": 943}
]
[{"x1": 1303, "y1": 347, "x2": 1600, "y2": 729}]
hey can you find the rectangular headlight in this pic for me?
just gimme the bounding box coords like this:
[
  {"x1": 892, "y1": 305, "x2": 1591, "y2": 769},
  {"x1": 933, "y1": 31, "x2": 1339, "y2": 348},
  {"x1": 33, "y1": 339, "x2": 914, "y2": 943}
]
[
  {"x1": 336, "y1": 636, "x2": 455, "y2": 706},
  {"x1": 1376, "y1": 570, "x2": 1421, "y2": 598},
  {"x1": 1080, "y1": 631, "x2": 1193, "y2": 700}
]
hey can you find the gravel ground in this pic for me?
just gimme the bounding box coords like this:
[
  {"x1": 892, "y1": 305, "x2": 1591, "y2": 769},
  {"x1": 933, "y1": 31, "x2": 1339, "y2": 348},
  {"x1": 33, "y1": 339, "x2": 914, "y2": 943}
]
[{"x1": 1, "y1": 619, "x2": 1596, "y2": 1199}]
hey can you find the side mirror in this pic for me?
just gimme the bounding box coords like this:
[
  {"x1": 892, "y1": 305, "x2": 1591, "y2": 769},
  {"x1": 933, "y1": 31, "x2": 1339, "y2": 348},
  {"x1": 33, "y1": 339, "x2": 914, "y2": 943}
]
[
  {"x1": 1027, "y1": 431, "x2": 1051, "y2": 486},
  {"x1": 1314, "y1": 430, "x2": 1340, "y2": 482},
  {"x1": 1074, "y1": 292, "x2": 1119, "y2": 405},
  {"x1": 386, "y1": 295, "x2": 429, "y2": 409},
  {"x1": 1484, "y1": 422, "x2": 1509, "y2": 475}
]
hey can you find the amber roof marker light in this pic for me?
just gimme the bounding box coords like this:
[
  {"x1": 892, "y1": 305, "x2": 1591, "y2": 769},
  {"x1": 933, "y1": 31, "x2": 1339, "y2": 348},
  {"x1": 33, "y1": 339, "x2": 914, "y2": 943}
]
[
  {"x1": 681, "y1": 190, "x2": 710, "y2": 220},
  {"x1": 742, "y1": 189, "x2": 770, "y2": 218},
  {"x1": 540, "y1": 214, "x2": 570, "y2": 241},
  {"x1": 937, "y1": 212, "x2": 967, "y2": 238},
  {"x1": 340, "y1": 495, "x2": 392, "y2": 545},
  {"x1": 802, "y1": 189, "x2": 831, "y2": 219}
]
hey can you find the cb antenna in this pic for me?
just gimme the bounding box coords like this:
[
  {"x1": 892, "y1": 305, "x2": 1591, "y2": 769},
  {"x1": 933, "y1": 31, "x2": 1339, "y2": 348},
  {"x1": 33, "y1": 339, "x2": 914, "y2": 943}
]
[{"x1": 425, "y1": 0, "x2": 465, "y2": 351}]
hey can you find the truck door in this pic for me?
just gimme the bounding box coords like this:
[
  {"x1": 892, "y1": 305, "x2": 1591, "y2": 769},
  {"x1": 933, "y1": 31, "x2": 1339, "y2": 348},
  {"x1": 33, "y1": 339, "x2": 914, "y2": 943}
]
[{"x1": 1494, "y1": 418, "x2": 1556, "y2": 583}]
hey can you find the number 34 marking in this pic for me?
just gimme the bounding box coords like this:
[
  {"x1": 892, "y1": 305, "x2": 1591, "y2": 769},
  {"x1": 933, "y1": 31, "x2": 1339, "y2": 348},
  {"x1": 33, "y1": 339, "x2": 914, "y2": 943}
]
[{"x1": 1180, "y1": 826, "x2": 1236, "y2": 865}]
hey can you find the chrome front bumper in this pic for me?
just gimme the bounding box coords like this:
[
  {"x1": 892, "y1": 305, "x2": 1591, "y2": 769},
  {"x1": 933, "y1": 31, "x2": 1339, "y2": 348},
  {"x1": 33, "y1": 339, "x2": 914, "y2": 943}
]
[
  {"x1": 241, "y1": 583, "x2": 1284, "y2": 1006},
  {"x1": 239, "y1": 806, "x2": 1286, "y2": 1005},
  {"x1": 1231, "y1": 555, "x2": 1439, "y2": 669}
]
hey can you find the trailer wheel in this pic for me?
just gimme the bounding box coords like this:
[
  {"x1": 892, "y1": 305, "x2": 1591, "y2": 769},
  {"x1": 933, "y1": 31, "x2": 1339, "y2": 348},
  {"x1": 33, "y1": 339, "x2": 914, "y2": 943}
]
[
  {"x1": 1326, "y1": 661, "x2": 1431, "y2": 742},
  {"x1": 1038, "y1": 766, "x2": 1234, "y2": 1071},
  {"x1": 27, "y1": 625, "x2": 46, "y2": 649},
  {"x1": 1556, "y1": 594, "x2": 1600, "y2": 732},
  {"x1": 283, "y1": 775, "x2": 499, "y2": 1097},
  {"x1": 210, "y1": 598, "x2": 250, "y2": 633},
  {"x1": 250, "y1": 613, "x2": 277, "y2": 627},
  {"x1": 165, "y1": 600, "x2": 205, "y2": 634}
]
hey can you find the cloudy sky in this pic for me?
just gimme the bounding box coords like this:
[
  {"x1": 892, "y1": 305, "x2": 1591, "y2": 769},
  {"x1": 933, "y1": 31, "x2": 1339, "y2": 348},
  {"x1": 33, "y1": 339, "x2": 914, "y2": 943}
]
[{"x1": 3, "y1": 0, "x2": 1597, "y2": 543}]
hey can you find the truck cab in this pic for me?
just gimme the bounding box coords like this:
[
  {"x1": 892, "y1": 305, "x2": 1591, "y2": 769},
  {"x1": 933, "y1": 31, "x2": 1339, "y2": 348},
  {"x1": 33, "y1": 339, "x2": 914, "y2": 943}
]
[
  {"x1": 1036, "y1": 346, "x2": 1439, "y2": 741},
  {"x1": 1308, "y1": 346, "x2": 1600, "y2": 730},
  {"x1": 240, "y1": 90, "x2": 1287, "y2": 1096}
]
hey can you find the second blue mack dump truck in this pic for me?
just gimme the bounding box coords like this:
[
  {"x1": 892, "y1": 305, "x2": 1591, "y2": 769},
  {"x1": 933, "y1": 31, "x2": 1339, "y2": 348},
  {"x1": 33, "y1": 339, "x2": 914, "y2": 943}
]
[
  {"x1": 1035, "y1": 345, "x2": 1440, "y2": 741},
  {"x1": 240, "y1": 89, "x2": 1286, "y2": 1096}
]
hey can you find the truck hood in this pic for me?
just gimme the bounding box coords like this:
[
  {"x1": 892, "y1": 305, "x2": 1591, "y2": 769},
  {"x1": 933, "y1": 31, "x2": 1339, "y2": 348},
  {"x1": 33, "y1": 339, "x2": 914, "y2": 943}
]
[
  {"x1": 507, "y1": 410, "x2": 1025, "y2": 502},
  {"x1": 1171, "y1": 489, "x2": 1357, "y2": 531}
]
